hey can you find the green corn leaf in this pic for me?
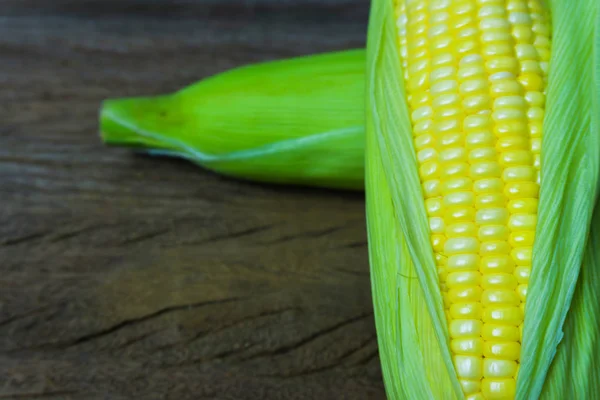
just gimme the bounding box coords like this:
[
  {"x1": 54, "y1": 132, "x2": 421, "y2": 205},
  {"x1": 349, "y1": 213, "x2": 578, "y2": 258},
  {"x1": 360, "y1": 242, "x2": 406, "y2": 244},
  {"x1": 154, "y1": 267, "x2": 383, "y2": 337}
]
[
  {"x1": 100, "y1": 49, "x2": 365, "y2": 191},
  {"x1": 517, "y1": 0, "x2": 600, "y2": 397},
  {"x1": 540, "y1": 199, "x2": 600, "y2": 397}
]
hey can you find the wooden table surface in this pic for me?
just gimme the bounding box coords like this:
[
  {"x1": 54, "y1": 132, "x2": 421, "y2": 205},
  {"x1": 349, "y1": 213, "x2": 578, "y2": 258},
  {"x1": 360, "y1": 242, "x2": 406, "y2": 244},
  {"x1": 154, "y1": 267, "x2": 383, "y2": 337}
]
[{"x1": 0, "y1": 1, "x2": 384, "y2": 399}]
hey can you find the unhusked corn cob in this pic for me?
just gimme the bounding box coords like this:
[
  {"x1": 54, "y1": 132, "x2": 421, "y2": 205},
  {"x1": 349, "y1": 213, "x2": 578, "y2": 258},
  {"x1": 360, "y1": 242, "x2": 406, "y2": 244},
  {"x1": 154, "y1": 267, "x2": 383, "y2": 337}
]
[
  {"x1": 394, "y1": 1, "x2": 550, "y2": 398},
  {"x1": 100, "y1": 50, "x2": 365, "y2": 190},
  {"x1": 366, "y1": 0, "x2": 599, "y2": 399}
]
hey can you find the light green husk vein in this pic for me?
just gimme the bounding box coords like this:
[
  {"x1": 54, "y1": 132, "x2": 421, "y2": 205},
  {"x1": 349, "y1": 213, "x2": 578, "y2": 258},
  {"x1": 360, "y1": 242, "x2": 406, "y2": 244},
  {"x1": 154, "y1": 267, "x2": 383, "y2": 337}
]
[{"x1": 365, "y1": 0, "x2": 600, "y2": 399}]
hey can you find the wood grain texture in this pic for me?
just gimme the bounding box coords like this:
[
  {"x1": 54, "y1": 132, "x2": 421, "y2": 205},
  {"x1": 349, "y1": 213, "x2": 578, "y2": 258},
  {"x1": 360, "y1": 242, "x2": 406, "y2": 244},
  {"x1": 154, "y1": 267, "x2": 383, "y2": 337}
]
[{"x1": 0, "y1": 1, "x2": 383, "y2": 399}]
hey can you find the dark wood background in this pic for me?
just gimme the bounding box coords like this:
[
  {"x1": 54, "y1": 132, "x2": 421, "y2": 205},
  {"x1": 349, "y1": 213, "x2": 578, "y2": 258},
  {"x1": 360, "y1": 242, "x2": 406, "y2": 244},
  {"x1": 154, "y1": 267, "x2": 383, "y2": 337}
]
[{"x1": 0, "y1": 1, "x2": 384, "y2": 399}]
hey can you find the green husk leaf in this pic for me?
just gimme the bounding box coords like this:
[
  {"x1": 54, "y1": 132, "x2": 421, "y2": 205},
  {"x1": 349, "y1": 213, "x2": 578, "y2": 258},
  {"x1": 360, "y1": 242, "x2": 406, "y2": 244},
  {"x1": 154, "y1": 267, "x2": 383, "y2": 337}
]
[
  {"x1": 517, "y1": 0, "x2": 600, "y2": 397},
  {"x1": 365, "y1": 1, "x2": 462, "y2": 398},
  {"x1": 540, "y1": 198, "x2": 600, "y2": 397},
  {"x1": 100, "y1": 49, "x2": 365, "y2": 191}
]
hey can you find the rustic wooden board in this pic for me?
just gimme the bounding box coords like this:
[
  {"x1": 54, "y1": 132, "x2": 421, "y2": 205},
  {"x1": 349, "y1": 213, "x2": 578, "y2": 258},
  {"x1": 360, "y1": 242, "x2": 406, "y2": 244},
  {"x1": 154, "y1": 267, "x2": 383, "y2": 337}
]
[{"x1": 0, "y1": 1, "x2": 384, "y2": 399}]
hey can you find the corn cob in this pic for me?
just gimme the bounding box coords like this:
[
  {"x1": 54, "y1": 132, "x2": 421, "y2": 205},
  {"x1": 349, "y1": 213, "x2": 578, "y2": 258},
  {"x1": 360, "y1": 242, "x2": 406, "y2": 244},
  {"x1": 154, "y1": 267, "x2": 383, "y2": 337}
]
[
  {"x1": 366, "y1": 0, "x2": 599, "y2": 399},
  {"x1": 100, "y1": 50, "x2": 365, "y2": 190},
  {"x1": 399, "y1": 0, "x2": 549, "y2": 397}
]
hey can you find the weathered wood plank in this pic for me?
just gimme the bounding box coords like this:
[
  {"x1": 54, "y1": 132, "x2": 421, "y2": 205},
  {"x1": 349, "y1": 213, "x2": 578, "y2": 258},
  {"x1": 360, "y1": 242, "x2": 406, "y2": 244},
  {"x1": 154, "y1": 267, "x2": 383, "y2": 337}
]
[{"x1": 0, "y1": 1, "x2": 381, "y2": 398}]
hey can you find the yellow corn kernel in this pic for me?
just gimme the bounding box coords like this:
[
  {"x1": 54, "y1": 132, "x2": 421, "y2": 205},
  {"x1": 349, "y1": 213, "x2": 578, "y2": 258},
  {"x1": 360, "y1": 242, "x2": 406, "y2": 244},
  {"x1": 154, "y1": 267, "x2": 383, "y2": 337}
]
[
  {"x1": 504, "y1": 182, "x2": 539, "y2": 199},
  {"x1": 470, "y1": 162, "x2": 503, "y2": 179},
  {"x1": 438, "y1": 267, "x2": 448, "y2": 284},
  {"x1": 486, "y1": 57, "x2": 519, "y2": 74},
  {"x1": 499, "y1": 151, "x2": 533, "y2": 167},
  {"x1": 482, "y1": 273, "x2": 518, "y2": 289},
  {"x1": 473, "y1": 178, "x2": 504, "y2": 194},
  {"x1": 482, "y1": 379, "x2": 517, "y2": 399},
  {"x1": 496, "y1": 135, "x2": 529, "y2": 151},
  {"x1": 441, "y1": 177, "x2": 473, "y2": 193},
  {"x1": 509, "y1": 231, "x2": 535, "y2": 247},
  {"x1": 483, "y1": 307, "x2": 524, "y2": 326},
  {"x1": 445, "y1": 237, "x2": 480, "y2": 254},
  {"x1": 478, "y1": 225, "x2": 509, "y2": 241},
  {"x1": 450, "y1": 319, "x2": 483, "y2": 338},
  {"x1": 429, "y1": 217, "x2": 445, "y2": 234},
  {"x1": 517, "y1": 284, "x2": 528, "y2": 301},
  {"x1": 518, "y1": 73, "x2": 544, "y2": 91},
  {"x1": 480, "y1": 241, "x2": 511, "y2": 256},
  {"x1": 432, "y1": 234, "x2": 446, "y2": 252},
  {"x1": 460, "y1": 379, "x2": 481, "y2": 396},
  {"x1": 490, "y1": 80, "x2": 523, "y2": 98},
  {"x1": 447, "y1": 271, "x2": 481, "y2": 287},
  {"x1": 483, "y1": 341, "x2": 521, "y2": 360},
  {"x1": 449, "y1": 286, "x2": 484, "y2": 303},
  {"x1": 452, "y1": 338, "x2": 484, "y2": 356},
  {"x1": 482, "y1": 290, "x2": 521, "y2": 306},
  {"x1": 435, "y1": 252, "x2": 447, "y2": 266},
  {"x1": 425, "y1": 197, "x2": 443, "y2": 216},
  {"x1": 475, "y1": 208, "x2": 509, "y2": 225},
  {"x1": 455, "y1": 355, "x2": 483, "y2": 380},
  {"x1": 464, "y1": 114, "x2": 492, "y2": 131},
  {"x1": 481, "y1": 255, "x2": 516, "y2": 274},
  {"x1": 444, "y1": 192, "x2": 475, "y2": 207},
  {"x1": 493, "y1": 120, "x2": 529, "y2": 137},
  {"x1": 508, "y1": 214, "x2": 537, "y2": 230},
  {"x1": 483, "y1": 359, "x2": 518, "y2": 378},
  {"x1": 447, "y1": 222, "x2": 478, "y2": 237},
  {"x1": 515, "y1": 266, "x2": 530, "y2": 283},
  {"x1": 466, "y1": 131, "x2": 496, "y2": 149},
  {"x1": 447, "y1": 255, "x2": 480, "y2": 273},
  {"x1": 482, "y1": 324, "x2": 521, "y2": 342},
  {"x1": 441, "y1": 163, "x2": 471, "y2": 179},
  {"x1": 445, "y1": 207, "x2": 477, "y2": 223},
  {"x1": 502, "y1": 166, "x2": 536, "y2": 182},
  {"x1": 469, "y1": 148, "x2": 498, "y2": 162},
  {"x1": 423, "y1": 180, "x2": 442, "y2": 198},
  {"x1": 415, "y1": 134, "x2": 434, "y2": 150},
  {"x1": 507, "y1": 198, "x2": 538, "y2": 214},
  {"x1": 450, "y1": 303, "x2": 484, "y2": 319},
  {"x1": 475, "y1": 193, "x2": 507, "y2": 209},
  {"x1": 466, "y1": 394, "x2": 485, "y2": 400},
  {"x1": 420, "y1": 161, "x2": 440, "y2": 180},
  {"x1": 463, "y1": 95, "x2": 493, "y2": 113},
  {"x1": 525, "y1": 91, "x2": 545, "y2": 107},
  {"x1": 511, "y1": 247, "x2": 533, "y2": 265}
]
